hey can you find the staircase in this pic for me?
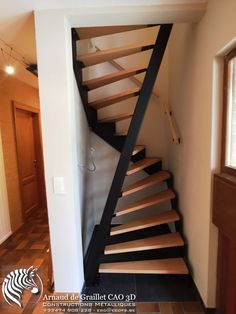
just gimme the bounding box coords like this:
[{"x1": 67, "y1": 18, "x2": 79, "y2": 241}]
[{"x1": 72, "y1": 25, "x2": 189, "y2": 286}]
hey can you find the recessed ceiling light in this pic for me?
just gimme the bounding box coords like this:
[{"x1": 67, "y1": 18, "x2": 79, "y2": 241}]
[{"x1": 5, "y1": 65, "x2": 14, "y2": 75}]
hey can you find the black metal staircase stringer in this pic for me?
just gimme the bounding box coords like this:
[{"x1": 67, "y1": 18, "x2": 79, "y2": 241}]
[
  {"x1": 84, "y1": 24, "x2": 173, "y2": 286},
  {"x1": 72, "y1": 29, "x2": 97, "y2": 127}
]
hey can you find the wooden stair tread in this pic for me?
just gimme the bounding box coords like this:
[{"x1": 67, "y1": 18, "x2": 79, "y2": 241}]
[
  {"x1": 127, "y1": 158, "x2": 161, "y2": 175},
  {"x1": 105, "y1": 232, "x2": 184, "y2": 255},
  {"x1": 76, "y1": 25, "x2": 153, "y2": 40},
  {"x1": 122, "y1": 171, "x2": 171, "y2": 196},
  {"x1": 88, "y1": 88, "x2": 140, "y2": 109},
  {"x1": 77, "y1": 41, "x2": 154, "y2": 67},
  {"x1": 110, "y1": 210, "x2": 180, "y2": 236},
  {"x1": 98, "y1": 113, "x2": 133, "y2": 124},
  {"x1": 84, "y1": 66, "x2": 147, "y2": 90},
  {"x1": 99, "y1": 258, "x2": 189, "y2": 274},
  {"x1": 132, "y1": 145, "x2": 145, "y2": 156},
  {"x1": 116, "y1": 189, "x2": 175, "y2": 216}
]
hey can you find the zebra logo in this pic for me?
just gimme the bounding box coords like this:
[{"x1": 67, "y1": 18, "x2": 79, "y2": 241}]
[{"x1": 2, "y1": 266, "x2": 43, "y2": 308}]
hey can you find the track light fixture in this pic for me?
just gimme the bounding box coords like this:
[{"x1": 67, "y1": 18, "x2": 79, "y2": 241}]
[
  {"x1": 0, "y1": 38, "x2": 37, "y2": 77},
  {"x1": 5, "y1": 65, "x2": 14, "y2": 75}
]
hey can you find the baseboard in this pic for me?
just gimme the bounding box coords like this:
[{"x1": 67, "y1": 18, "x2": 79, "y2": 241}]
[
  {"x1": 0, "y1": 231, "x2": 12, "y2": 245},
  {"x1": 191, "y1": 280, "x2": 216, "y2": 313}
]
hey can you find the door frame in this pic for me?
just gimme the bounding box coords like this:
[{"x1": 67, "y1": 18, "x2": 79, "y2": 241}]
[
  {"x1": 0, "y1": 127, "x2": 12, "y2": 243},
  {"x1": 213, "y1": 46, "x2": 236, "y2": 313},
  {"x1": 12, "y1": 101, "x2": 47, "y2": 220}
]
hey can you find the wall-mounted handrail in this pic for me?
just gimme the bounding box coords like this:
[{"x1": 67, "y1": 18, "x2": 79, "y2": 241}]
[{"x1": 162, "y1": 103, "x2": 180, "y2": 144}]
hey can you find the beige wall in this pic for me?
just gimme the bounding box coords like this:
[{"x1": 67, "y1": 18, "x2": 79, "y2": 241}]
[
  {"x1": 0, "y1": 71, "x2": 39, "y2": 231},
  {"x1": 168, "y1": 0, "x2": 236, "y2": 307}
]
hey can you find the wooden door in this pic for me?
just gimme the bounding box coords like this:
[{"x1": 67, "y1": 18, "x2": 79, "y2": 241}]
[
  {"x1": 213, "y1": 174, "x2": 236, "y2": 314},
  {"x1": 14, "y1": 107, "x2": 40, "y2": 217}
]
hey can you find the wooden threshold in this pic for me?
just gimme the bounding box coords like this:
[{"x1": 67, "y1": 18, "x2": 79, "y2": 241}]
[
  {"x1": 99, "y1": 258, "x2": 189, "y2": 274},
  {"x1": 104, "y1": 232, "x2": 184, "y2": 255},
  {"x1": 122, "y1": 171, "x2": 171, "y2": 196},
  {"x1": 110, "y1": 210, "x2": 180, "y2": 236},
  {"x1": 115, "y1": 189, "x2": 175, "y2": 216}
]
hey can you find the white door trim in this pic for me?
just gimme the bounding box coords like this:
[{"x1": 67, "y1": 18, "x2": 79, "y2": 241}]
[{"x1": 0, "y1": 128, "x2": 12, "y2": 244}]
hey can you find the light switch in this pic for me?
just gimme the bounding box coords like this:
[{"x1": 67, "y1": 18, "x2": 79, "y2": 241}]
[{"x1": 53, "y1": 176, "x2": 65, "y2": 194}]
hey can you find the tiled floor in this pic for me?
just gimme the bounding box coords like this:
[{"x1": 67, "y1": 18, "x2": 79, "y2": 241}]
[{"x1": 0, "y1": 209, "x2": 204, "y2": 313}]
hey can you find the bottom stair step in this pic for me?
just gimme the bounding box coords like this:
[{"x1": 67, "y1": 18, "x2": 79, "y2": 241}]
[
  {"x1": 104, "y1": 232, "x2": 184, "y2": 255},
  {"x1": 99, "y1": 258, "x2": 189, "y2": 274}
]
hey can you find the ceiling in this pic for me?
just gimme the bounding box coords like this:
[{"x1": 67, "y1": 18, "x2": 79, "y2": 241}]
[{"x1": 0, "y1": 0, "x2": 207, "y2": 89}]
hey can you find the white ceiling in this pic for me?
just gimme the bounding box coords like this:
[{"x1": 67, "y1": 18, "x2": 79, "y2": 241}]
[{"x1": 0, "y1": 0, "x2": 207, "y2": 88}]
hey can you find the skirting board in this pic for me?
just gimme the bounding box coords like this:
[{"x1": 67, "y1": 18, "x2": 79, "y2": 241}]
[
  {"x1": 185, "y1": 266, "x2": 216, "y2": 313},
  {"x1": 0, "y1": 231, "x2": 12, "y2": 245}
]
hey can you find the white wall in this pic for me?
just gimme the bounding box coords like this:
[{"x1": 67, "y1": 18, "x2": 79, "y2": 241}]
[
  {"x1": 35, "y1": 14, "x2": 85, "y2": 292},
  {"x1": 168, "y1": 0, "x2": 236, "y2": 307},
  {"x1": 0, "y1": 128, "x2": 11, "y2": 244}
]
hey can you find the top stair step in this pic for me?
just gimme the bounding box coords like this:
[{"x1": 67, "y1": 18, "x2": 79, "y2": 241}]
[
  {"x1": 127, "y1": 158, "x2": 161, "y2": 175},
  {"x1": 76, "y1": 25, "x2": 155, "y2": 40},
  {"x1": 77, "y1": 41, "x2": 154, "y2": 67},
  {"x1": 122, "y1": 171, "x2": 171, "y2": 196},
  {"x1": 83, "y1": 65, "x2": 147, "y2": 90}
]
